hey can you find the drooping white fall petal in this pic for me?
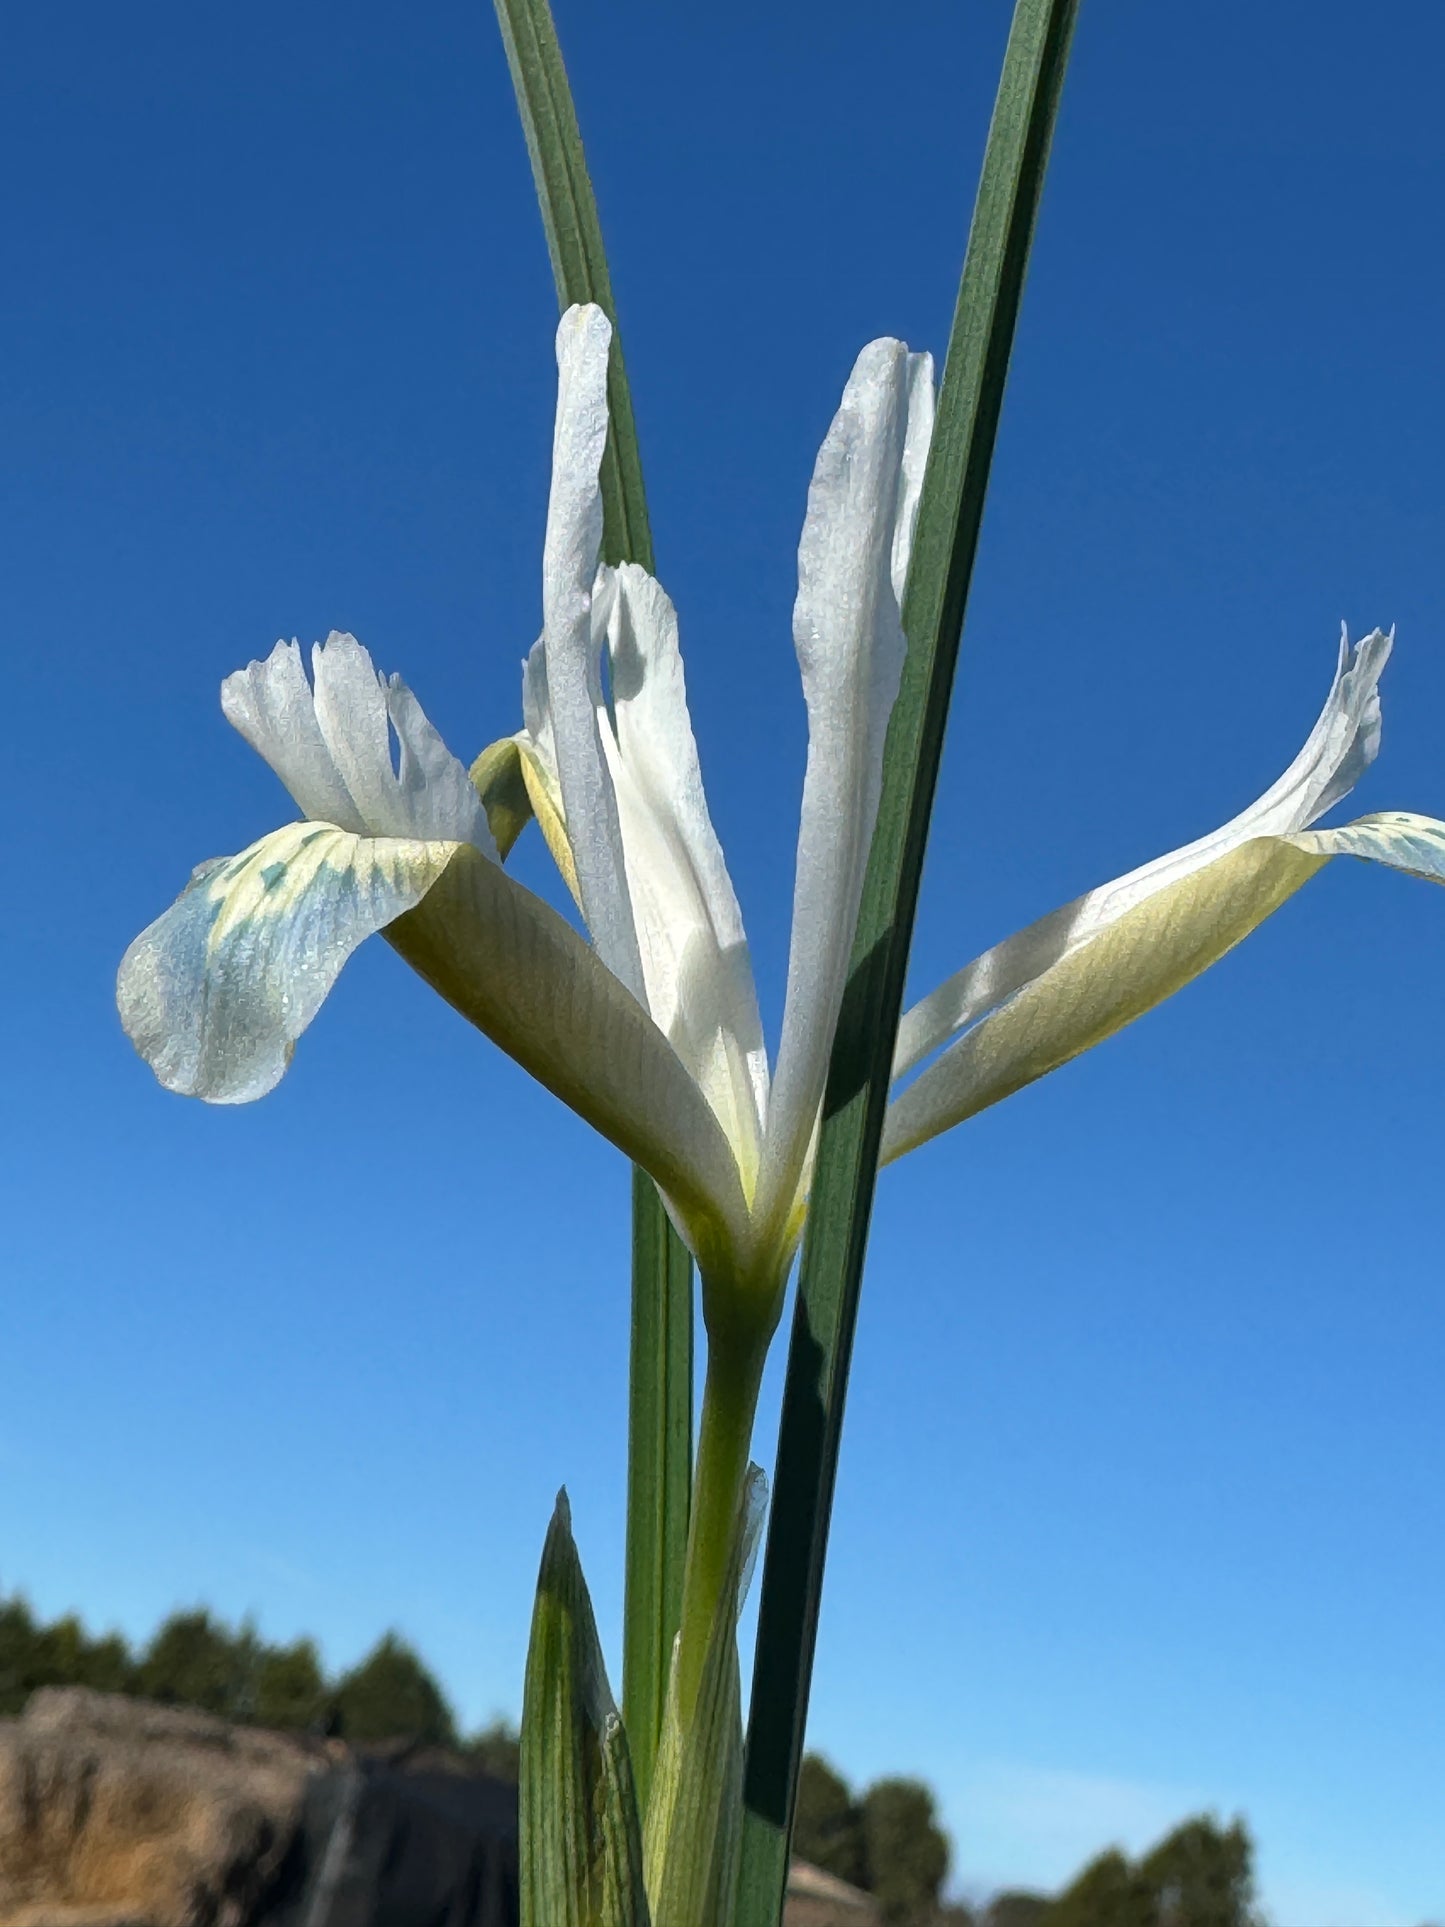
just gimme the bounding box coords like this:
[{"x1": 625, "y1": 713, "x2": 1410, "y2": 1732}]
[
  {"x1": 117, "y1": 823, "x2": 462, "y2": 1104},
  {"x1": 122, "y1": 630, "x2": 495, "y2": 1103},
  {"x1": 890, "y1": 626, "x2": 1393, "y2": 1084},
  {"x1": 881, "y1": 623, "x2": 1445, "y2": 1163},
  {"x1": 883, "y1": 812, "x2": 1445, "y2": 1160},
  {"x1": 384, "y1": 838, "x2": 751, "y2": 1269}
]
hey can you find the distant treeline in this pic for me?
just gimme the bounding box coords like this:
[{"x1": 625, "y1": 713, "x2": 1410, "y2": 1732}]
[
  {"x1": 0, "y1": 1594, "x2": 519, "y2": 1779},
  {"x1": 793, "y1": 1753, "x2": 1262, "y2": 1927},
  {"x1": 0, "y1": 1593, "x2": 1264, "y2": 1927}
]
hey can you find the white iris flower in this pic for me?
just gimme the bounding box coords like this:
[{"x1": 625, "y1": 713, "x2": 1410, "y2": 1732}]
[{"x1": 120, "y1": 303, "x2": 1445, "y2": 1329}]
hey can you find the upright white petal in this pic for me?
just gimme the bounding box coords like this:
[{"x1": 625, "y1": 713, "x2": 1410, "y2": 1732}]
[
  {"x1": 893, "y1": 628, "x2": 1394, "y2": 1081},
  {"x1": 881, "y1": 808, "x2": 1445, "y2": 1163},
  {"x1": 522, "y1": 635, "x2": 560, "y2": 770},
  {"x1": 221, "y1": 634, "x2": 492, "y2": 851},
  {"x1": 118, "y1": 823, "x2": 462, "y2": 1103},
  {"x1": 513, "y1": 637, "x2": 582, "y2": 906},
  {"x1": 385, "y1": 674, "x2": 494, "y2": 847},
  {"x1": 602, "y1": 562, "x2": 769, "y2": 1184},
  {"x1": 309, "y1": 631, "x2": 406, "y2": 831},
  {"x1": 891, "y1": 352, "x2": 936, "y2": 606},
  {"x1": 221, "y1": 642, "x2": 366, "y2": 832},
  {"x1": 542, "y1": 304, "x2": 646, "y2": 1000},
  {"x1": 755, "y1": 338, "x2": 923, "y2": 1238}
]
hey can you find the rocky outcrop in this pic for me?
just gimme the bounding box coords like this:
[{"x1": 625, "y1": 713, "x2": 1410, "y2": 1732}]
[
  {"x1": 0, "y1": 1688, "x2": 324, "y2": 1927},
  {"x1": 0, "y1": 1689, "x2": 844, "y2": 1927}
]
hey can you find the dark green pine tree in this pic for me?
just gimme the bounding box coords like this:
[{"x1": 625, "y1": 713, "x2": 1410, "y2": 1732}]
[
  {"x1": 984, "y1": 1893, "x2": 1051, "y2": 1927},
  {"x1": 1039, "y1": 1848, "x2": 1155, "y2": 1927},
  {"x1": 793, "y1": 1753, "x2": 869, "y2": 1889},
  {"x1": 138, "y1": 1609, "x2": 259, "y2": 1720},
  {"x1": 1037, "y1": 1815, "x2": 1261, "y2": 1927},
  {"x1": 0, "y1": 1597, "x2": 138, "y2": 1710},
  {"x1": 253, "y1": 1637, "x2": 329, "y2": 1732},
  {"x1": 1138, "y1": 1818, "x2": 1260, "y2": 1927},
  {"x1": 0, "y1": 1597, "x2": 40, "y2": 1714},
  {"x1": 860, "y1": 1776, "x2": 951, "y2": 1924},
  {"x1": 331, "y1": 1632, "x2": 458, "y2": 1746}
]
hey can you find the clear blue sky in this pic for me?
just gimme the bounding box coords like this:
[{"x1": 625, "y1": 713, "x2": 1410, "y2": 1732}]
[{"x1": 3, "y1": 4, "x2": 1442, "y2": 1922}]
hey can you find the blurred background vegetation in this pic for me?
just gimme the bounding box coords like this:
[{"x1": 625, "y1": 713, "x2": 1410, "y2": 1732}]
[
  {"x1": 0, "y1": 1592, "x2": 1265, "y2": 1927},
  {"x1": 0, "y1": 1592, "x2": 519, "y2": 1777},
  {"x1": 790, "y1": 1752, "x2": 1260, "y2": 1927}
]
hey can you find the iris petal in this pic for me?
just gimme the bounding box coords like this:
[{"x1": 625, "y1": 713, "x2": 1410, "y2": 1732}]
[
  {"x1": 221, "y1": 642, "x2": 365, "y2": 832},
  {"x1": 385, "y1": 843, "x2": 752, "y2": 1272},
  {"x1": 542, "y1": 305, "x2": 646, "y2": 1000},
  {"x1": 893, "y1": 629, "x2": 1395, "y2": 1083},
  {"x1": 891, "y1": 351, "x2": 937, "y2": 606},
  {"x1": 883, "y1": 809, "x2": 1445, "y2": 1160},
  {"x1": 602, "y1": 562, "x2": 769, "y2": 1185},
  {"x1": 223, "y1": 633, "x2": 491, "y2": 849},
  {"x1": 755, "y1": 338, "x2": 925, "y2": 1240},
  {"x1": 310, "y1": 632, "x2": 403, "y2": 831},
  {"x1": 118, "y1": 822, "x2": 462, "y2": 1103}
]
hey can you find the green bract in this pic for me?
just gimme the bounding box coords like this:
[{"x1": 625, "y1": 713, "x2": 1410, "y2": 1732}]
[{"x1": 520, "y1": 1494, "x2": 649, "y2": 1927}]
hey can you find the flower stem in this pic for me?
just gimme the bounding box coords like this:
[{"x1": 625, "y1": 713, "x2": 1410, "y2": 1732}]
[{"x1": 673, "y1": 1328, "x2": 767, "y2": 1731}]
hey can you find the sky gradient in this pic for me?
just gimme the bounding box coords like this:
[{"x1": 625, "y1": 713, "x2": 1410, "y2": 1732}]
[{"x1": 2, "y1": 4, "x2": 1442, "y2": 1922}]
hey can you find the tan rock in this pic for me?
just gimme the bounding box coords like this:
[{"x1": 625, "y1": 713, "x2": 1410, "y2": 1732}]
[{"x1": 0, "y1": 1689, "x2": 324, "y2": 1927}]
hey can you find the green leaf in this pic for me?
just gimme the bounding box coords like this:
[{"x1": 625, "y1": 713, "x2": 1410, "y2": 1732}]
[
  {"x1": 493, "y1": 0, "x2": 694, "y2": 1814},
  {"x1": 520, "y1": 1491, "x2": 650, "y2": 1927},
  {"x1": 492, "y1": 0, "x2": 653, "y2": 574},
  {"x1": 735, "y1": 4, "x2": 1083, "y2": 1923},
  {"x1": 645, "y1": 1466, "x2": 767, "y2": 1927},
  {"x1": 624, "y1": 1164, "x2": 695, "y2": 1814}
]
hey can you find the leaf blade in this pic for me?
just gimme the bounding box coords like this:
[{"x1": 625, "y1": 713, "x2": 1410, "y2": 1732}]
[
  {"x1": 735, "y1": 5, "x2": 1083, "y2": 1922},
  {"x1": 493, "y1": 0, "x2": 654, "y2": 572}
]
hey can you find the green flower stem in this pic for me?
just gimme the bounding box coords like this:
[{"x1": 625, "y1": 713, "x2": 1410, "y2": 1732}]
[{"x1": 673, "y1": 1324, "x2": 768, "y2": 1731}]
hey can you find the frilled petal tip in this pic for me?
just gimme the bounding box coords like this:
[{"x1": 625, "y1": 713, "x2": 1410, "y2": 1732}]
[
  {"x1": 222, "y1": 633, "x2": 494, "y2": 852},
  {"x1": 117, "y1": 822, "x2": 462, "y2": 1103}
]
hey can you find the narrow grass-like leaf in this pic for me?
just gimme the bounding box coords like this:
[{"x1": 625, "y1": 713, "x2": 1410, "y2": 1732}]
[
  {"x1": 493, "y1": 0, "x2": 653, "y2": 574},
  {"x1": 646, "y1": 1466, "x2": 767, "y2": 1927},
  {"x1": 494, "y1": 0, "x2": 694, "y2": 1812},
  {"x1": 520, "y1": 1491, "x2": 650, "y2": 1927},
  {"x1": 625, "y1": 1164, "x2": 695, "y2": 1813},
  {"x1": 735, "y1": 6, "x2": 1082, "y2": 1922}
]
